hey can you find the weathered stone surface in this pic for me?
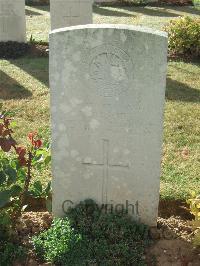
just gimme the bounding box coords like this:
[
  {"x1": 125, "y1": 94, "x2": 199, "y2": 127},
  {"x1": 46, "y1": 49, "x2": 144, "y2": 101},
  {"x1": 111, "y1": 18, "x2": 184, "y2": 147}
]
[
  {"x1": 50, "y1": 0, "x2": 93, "y2": 30},
  {"x1": 0, "y1": 0, "x2": 26, "y2": 42},
  {"x1": 50, "y1": 24, "x2": 168, "y2": 226}
]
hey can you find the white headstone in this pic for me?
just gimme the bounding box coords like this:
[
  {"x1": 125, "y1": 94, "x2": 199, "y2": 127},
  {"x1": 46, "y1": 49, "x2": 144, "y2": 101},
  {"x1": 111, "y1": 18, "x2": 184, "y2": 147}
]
[
  {"x1": 0, "y1": 0, "x2": 26, "y2": 42},
  {"x1": 50, "y1": 0, "x2": 93, "y2": 30},
  {"x1": 50, "y1": 25, "x2": 168, "y2": 226}
]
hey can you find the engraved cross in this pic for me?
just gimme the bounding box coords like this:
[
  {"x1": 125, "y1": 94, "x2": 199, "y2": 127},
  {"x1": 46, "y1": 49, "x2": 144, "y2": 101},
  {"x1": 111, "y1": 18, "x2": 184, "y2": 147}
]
[
  {"x1": 63, "y1": 3, "x2": 80, "y2": 25},
  {"x1": 82, "y1": 139, "x2": 129, "y2": 202}
]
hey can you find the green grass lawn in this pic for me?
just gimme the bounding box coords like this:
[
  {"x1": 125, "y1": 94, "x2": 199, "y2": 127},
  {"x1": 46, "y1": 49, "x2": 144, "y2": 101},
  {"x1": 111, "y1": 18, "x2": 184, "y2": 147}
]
[
  {"x1": 0, "y1": 5, "x2": 199, "y2": 200},
  {"x1": 25, "y1": 4, "x2": 200, "y2": 41}
]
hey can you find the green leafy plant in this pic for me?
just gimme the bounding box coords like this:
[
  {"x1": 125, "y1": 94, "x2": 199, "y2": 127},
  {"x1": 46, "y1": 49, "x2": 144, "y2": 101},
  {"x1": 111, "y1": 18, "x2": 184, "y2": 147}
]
[
  {"x1": 0, "y1": 109, "x2": 51, "y2": 229},
  {"x1": 165, "y1": 16, "x2": 200, "y2": 57},
  {"x1": 187, "y1": 192, "x2": 200, "y2": 246},
  {"x1": 187, "y1": 192, "x2": 200, "y2": 219},
  {"x1": 28, "y1": 180, "x2": 51, "y2": 198},
  {"x1": 32, "y1": 199, "x2": 150, "y2": 265},
  {"x1": 0, "y1": 240, "x2": 26, "y2": 266},
  {"x1": 29, "y1": 34, "x2": 37, "y2": 44},
  {"x1": 193, "y1": 0, "x2": 200, "y2": 10},
  {"x1": 32, "y1": 218, "x2": 86, "y2": 265},
  {"x1": 67, "y1": 199, "x2": 150, "y2": 265}
]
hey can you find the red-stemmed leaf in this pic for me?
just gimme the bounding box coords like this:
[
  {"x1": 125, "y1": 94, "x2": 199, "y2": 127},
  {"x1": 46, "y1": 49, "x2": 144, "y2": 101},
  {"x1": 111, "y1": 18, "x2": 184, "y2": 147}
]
[
  {"x1": 0, "y1": 124, "x2": 4, "y2": 136},
  {"x1": 18, "y1": 157, "x2": 27, "y2": 167},
  {"x1": 34, "y1": 139, "x2": 42, "y2": 149},
  {"x1": 16, "y1": 146, "x2": 26, "y2": 157},
  {"x1": 1, "y1": 139, "x2": 12, "y2": 152},
  {"x1": 2, "y1": 129, "x2": 10, "y2": 137}
]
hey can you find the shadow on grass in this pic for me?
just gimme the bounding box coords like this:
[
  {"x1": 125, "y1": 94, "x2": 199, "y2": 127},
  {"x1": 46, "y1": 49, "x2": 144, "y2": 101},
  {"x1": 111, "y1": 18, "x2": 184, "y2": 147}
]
[
  {"x1": 167, "y1": 6, "x2": 200, "y2": 16},
  {"x1": 10, "y1": 57, "x2": 49, "y2": 87},
  {"x1": 133, "y1": 7, "x2": 179, "y2": 17},
  {"x1": 30, "y1": 5, "x2": 50, "y2": 12},
  {"x1": 94, "y1": 6, "x2": 179, "y2": 17},
  {"x1": 25, "y1": 8, "x2": 42, "y2": 16},
  {"x1": 0, "y1": 70, "x2": 32, "y2": 100},
  {"x1": 93, "y1": 6, "x2": 134, "y2": 17},
  {"x1": 166, "y1": 77, "x2": 200, "y2": 103},
  {"x1": 31, "y1": 4, "x2": 200, "y2": 17}
]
